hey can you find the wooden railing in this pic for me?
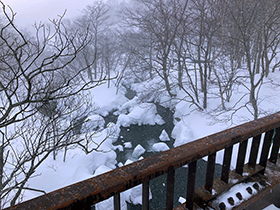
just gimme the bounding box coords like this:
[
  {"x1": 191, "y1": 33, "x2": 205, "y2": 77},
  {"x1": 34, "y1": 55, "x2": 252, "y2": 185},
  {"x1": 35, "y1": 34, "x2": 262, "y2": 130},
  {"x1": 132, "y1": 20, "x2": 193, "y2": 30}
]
[{"x1": 6, "y1": 112, "x2": 280, "y2": 210}]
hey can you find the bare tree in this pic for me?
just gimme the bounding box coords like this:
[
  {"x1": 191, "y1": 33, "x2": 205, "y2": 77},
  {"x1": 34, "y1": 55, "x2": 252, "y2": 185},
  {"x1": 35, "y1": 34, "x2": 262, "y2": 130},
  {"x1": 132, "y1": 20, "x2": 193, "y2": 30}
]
[
  {"x1": 225, "y1": 0, "x2": 280, "y2": 119},
  {"x1": 98, "y1": 29, "x2": 126, "y2": 88},
  {"x1": 0, "y1": 2, "x2": 107, "y2": 207},
  {"x1": 74, "y1": 1, "x2": 110, "y2": 81},
  {"x1": 123, "y1": 0, "x2": 189, "y2": 98}
]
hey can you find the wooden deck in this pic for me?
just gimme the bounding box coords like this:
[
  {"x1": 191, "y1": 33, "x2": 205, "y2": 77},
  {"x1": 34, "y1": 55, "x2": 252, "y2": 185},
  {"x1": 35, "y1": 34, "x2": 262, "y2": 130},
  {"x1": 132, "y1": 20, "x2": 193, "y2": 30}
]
[{"x1": 174, "y1": 155, "x2": 280, "y2": 210}]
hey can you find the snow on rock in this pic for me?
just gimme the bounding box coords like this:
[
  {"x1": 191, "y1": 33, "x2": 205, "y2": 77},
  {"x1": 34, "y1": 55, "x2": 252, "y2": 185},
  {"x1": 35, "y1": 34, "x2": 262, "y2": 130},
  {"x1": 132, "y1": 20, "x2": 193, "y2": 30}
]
[
  {"x1": 78, "y1": 123, "x2": 120, "y2": 156},
  {"x1": 106, "y1": 122, "x2": 121, "y2": 143},
  {"x1": 124, "y1": 142, "x2": 132, "y2": 148},
  {"x1": 94, "y1": 165, "x2": 112, "y2": 176},
  {"x1": 117, "y1": 103, "x2": 164, "y2": 127},
  {"x1": 115, "y1": 96, "x2": 139, "y2": 114},
  {"x1": 80, "y1": 125, "x2": 121, "y2": 173},
  {"x1": 90, "y1": 85, "x2": 128, "y2": 116},
  {"x1": 263, "y1": 204, "x2": 280, "y2": 210},
  {"x1": 171, "y1": 120, "x2": 194, "y2": 147},
  {"x1": 131, "y1": 144, "x2": 145, "y2": 158},
  {"x1": 178, "y1": 197, "x2": 186, "y2": 204},
  {"x1": 127, "y1": 184, "x2": 152, "y2": 205},
  {"x1": 125, "y1": 159, "x2": 134, "y2": 165},
  {"x1": 129, "y1": 185, "x2": 142, "y2": 205},
  {"x1": 152, "y1": 142, "x2": 170, "y2": 152},
  {"x1": 113, "y1": 145, "x2": 124, "y2": 152},
  {"x1": 90, "y1": 149, "x2": 117, "y2": 173},
  {"x1": 81, "y1": 114, "x2": 105, "y2": 133},
  {"x1": 159, "y1": 129, "x2": 170, "y2": 141}
]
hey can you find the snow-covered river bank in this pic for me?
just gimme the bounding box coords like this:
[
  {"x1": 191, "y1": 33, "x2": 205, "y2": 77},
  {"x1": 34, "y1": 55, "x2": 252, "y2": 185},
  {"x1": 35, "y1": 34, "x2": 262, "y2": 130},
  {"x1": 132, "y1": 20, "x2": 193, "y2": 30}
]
[
  {"x1": 23, "y1": 74, "x2": 280, "y2": 209},
  {"x1": 98, "y1": 104, "x2": 223, "y2": 209}
]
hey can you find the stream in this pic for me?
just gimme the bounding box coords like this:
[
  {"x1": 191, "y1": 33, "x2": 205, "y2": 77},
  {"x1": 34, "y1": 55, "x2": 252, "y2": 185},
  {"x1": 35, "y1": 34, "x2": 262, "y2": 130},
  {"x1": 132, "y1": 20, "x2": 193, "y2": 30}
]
[
  {"x1": 88, "y1": 88, "x2": 222, "y2": 209},
  {"x1": 105, "y1": 103, "x2": 223, "y2": 209}
]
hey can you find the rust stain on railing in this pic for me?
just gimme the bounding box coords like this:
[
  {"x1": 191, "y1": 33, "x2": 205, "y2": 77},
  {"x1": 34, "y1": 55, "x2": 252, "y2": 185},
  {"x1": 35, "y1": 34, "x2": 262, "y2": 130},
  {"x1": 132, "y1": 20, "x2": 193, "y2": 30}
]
[{"x1": 5, "y1": 112, "x2": 280, "y2": 210}]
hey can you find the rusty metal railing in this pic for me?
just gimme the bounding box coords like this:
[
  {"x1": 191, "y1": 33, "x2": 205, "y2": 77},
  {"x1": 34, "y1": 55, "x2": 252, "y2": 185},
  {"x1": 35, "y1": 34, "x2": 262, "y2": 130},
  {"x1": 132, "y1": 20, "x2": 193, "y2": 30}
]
[{"x1": 6, "y1": 112, "x2": 280, "y2": 210}]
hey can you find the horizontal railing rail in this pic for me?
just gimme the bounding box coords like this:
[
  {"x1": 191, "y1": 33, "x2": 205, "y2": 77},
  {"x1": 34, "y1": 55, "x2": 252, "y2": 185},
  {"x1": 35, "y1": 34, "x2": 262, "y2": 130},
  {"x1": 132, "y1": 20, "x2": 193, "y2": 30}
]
[{"x1": 6, "y1": 112, "x2": 280, "y2": 210}]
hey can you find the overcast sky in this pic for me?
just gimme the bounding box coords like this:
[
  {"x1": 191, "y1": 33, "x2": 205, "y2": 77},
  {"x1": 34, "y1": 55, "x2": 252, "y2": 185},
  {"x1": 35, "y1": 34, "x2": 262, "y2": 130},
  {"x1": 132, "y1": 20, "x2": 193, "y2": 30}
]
[{"x1": 3, "y1": 0, "x2": 97, "y2": 28}]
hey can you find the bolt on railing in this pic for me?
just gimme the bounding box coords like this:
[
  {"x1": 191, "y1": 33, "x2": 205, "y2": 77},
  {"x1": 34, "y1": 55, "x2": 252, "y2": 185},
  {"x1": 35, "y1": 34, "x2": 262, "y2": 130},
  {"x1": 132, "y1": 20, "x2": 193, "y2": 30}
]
[{"x1": 6, "y1": 112, "x2": 280, "y2": 210}]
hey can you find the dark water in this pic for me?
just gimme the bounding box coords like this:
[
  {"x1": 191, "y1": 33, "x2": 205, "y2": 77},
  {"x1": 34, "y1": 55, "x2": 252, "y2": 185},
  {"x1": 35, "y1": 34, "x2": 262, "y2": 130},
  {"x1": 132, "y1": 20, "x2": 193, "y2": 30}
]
[
  {"x1": 113, "y1": 103, "x2": 174, "y2": 164},
  {"x1": 109, "y1": 104, "x2": 222, "y2": 209},
  {"x1": 126, "y1": 160, "x2": 222, "y2": 210}
]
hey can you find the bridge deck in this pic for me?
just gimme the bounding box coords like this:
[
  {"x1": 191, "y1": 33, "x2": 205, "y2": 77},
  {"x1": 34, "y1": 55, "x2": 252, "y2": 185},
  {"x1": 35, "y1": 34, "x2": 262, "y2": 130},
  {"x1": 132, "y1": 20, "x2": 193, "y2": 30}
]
[
  {"x1": 174, "y1": 155, "x2": 280, "y2": 210},
  {"x1": 247, "y1": 184, "x2": 280, "y2": 209}
]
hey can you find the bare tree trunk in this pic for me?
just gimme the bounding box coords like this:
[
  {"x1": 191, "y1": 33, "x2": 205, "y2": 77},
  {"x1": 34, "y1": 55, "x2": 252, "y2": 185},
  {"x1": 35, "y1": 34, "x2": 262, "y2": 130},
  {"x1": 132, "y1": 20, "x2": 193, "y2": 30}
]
[
  {"x1": 203, "y1": 62, "x2": 208, "y2": 109},
  {"x1": 0, "y1": 131, "x2": 3, "y2": 209},
  {"x1": 163, "y1": 56, "x2": 175, "y2": 97},
  {"x1": 107, "y1": 67, "x2": 110, "y2": 88},
  {"x1": 149, "y1": 41, "x2": 154, "y2": 80},
  {"x1": 94, "y1": 32, "x2": 98, "y2": 79},
  {"x1": 177, "y1": 55, "x2": 183, "y2": 90},
  {"x1": 250, "y1": 84, "x2": 258, "y2": 120},
  {"x1": 85, "y1": 56, "x2": 93, "y2": 82}
]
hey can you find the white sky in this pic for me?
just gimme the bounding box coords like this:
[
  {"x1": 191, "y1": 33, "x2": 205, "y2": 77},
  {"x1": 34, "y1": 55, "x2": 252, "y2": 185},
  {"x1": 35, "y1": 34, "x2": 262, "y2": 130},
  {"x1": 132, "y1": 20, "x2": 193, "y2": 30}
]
[{"x1": 2, "y1": 0, "x2": 96, "y2": 28}]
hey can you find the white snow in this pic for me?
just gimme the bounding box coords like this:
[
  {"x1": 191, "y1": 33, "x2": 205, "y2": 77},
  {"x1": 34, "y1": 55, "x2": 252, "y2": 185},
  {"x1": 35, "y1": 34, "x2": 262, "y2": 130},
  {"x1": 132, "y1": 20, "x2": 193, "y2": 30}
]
[
  {"x1": 152, "y1": 142, "x2": 170, "y2": 152},
  {"x1": 81, "y1": 114, "x2": 105, "y2": 133},
  {"x1": 126, "y1": 184, "x2": 152, "y2": 205},
  {"x1": 20, "y1": 72, "x2": 280, "y2": 209},
  {"x1": 159, "y1": 129, "x2": 170, "y2": 141},
  {"x1": 4, "y1": 0, "x2": 280, "y2": 209},
  {"x1": 8, "y1": 59, "x2": 280, "y2": 209},
  {"x1": 128, "y1": 185, "x2": 143, "y2": 205},
  {"x1": 91, "y1": 85, "x2": 128, "y2": 116},
  {"x1": 124, "y1": 159, "x2": 134, "y2": 165},
  {"x1": 212, "y1": 182, "x2": 264, "y2": 209},
  {"x1": 178, "y1": 196, "x2": 186, "y2": 204},
  {"x1": 95, "y1": 194, "x2": 127, "y2": 210},
  {"x1": 263, "y1": 205, "x2": 280, "y2": 210},
  {"x1": 24, "y1": 122, "x2": 120, "y2": 202},
  {"x1": 117, "y1": 103, "x2": 164, "y2": 127},
  {"x1": 124, "y1": 142, "x2": 133, "y2": 148},
  {"x1": 131, "y1": 144, "x2": 146, "y2": 159},
  {"x1": 94, "y1": 165, "x2": 112, "y2": 176},
  {"x1": 171, "y1": 120, "x2": 194, "y2": 147},
  {"x1": 113, "y1": 145, "x2": 124, "y2": 152}
]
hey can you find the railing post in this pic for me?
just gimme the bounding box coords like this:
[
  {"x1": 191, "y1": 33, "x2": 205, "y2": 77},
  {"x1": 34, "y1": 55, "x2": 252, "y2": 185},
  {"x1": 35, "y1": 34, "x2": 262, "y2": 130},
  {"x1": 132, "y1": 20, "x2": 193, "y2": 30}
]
[
  {"x1": 221, "y1": 146, "x2": 233, "y2": 184},
  {"x1": 259, "y1": 130, "x2": 274, "y2": 174},
  {"x1": 114, "y1": 192, "x2": 120, "y2": 210},
  {"x1": 186, "y1": 161, "x2": 197, "y2": 210},
  {"x1": 236, "y1": 139, "x2": 248, "y2": 175},
  {"x1": 205, "y1": 152, "x2": 216, "y2": 192},
  {"x1": 248, "y1": 135, "x2": 262, "y2": 168},
  {"x1": 270, "y1": 128, "x2": 280, "y2": 164},
  {"x1": 142, "y1": 181, "x2": 150, "y2": 210},
  {"x1": 166, "y1": 166, "x2": 175, "y2": 210}
]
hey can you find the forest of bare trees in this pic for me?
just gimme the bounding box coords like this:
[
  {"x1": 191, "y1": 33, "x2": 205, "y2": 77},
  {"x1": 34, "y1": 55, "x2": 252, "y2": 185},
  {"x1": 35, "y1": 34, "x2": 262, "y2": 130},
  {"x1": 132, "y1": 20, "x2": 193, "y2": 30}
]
[
  {"x1": 1, "y1": 0, "x2": 280, "y2": 207},
  {"x1": 119, "y1": 0, "x2": 280, "y2": 117},
  {"x1": 0, "y1": 2, "x2": 107, "y2": 206}
]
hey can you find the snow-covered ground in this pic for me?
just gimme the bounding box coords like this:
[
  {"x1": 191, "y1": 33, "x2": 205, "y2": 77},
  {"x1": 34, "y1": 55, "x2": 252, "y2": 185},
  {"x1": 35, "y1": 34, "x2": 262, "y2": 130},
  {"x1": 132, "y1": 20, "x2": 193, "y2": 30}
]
[{"x1": 20, "y1": 70, "x2": 280, "y2": 209}]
